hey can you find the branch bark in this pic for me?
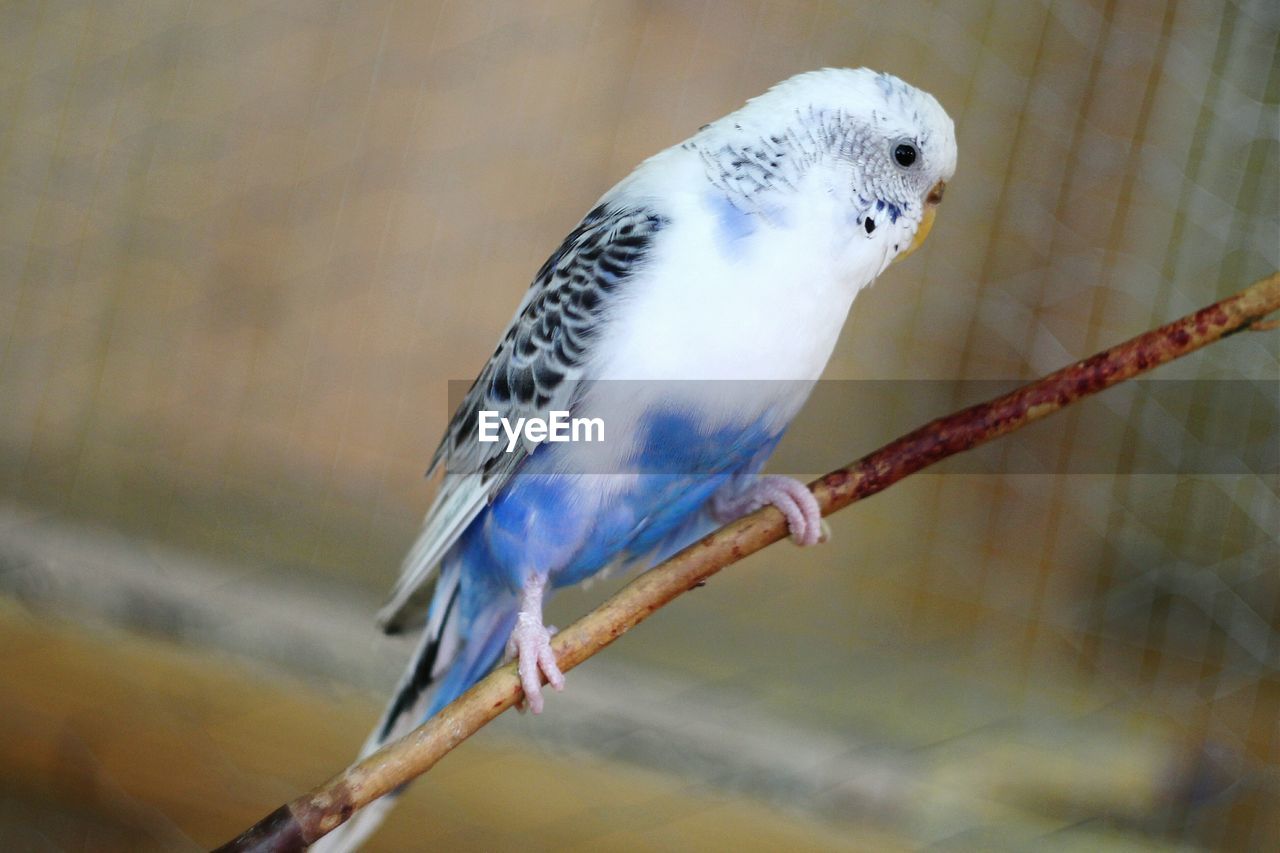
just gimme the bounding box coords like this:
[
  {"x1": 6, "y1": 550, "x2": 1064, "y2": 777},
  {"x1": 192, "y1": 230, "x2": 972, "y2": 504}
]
[{"x1": 216, "y1": 272, "x2": 1280, "y2": 852}]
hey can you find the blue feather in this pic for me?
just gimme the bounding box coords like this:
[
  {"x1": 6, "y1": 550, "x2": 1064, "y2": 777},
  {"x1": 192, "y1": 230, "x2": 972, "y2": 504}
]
[{"x1": 404, "y1": 407, "x2": 785, "y2": 720}]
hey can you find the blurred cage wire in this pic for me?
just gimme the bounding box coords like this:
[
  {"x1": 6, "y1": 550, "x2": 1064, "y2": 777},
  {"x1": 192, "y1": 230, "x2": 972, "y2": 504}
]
[{"x1": 0, "y1": 0, "x2": 1277, "y2": 851}]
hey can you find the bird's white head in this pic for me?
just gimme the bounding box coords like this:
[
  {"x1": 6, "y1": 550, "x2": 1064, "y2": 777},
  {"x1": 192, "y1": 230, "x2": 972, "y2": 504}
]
[{"x1": 689, "y1": 67, "x2": 956, "y2": 271}]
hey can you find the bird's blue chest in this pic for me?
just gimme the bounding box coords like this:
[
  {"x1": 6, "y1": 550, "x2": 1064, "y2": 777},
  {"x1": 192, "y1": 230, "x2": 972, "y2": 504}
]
[{"x1": 458, "y1": 406, "x2": 785, "y2": 593}]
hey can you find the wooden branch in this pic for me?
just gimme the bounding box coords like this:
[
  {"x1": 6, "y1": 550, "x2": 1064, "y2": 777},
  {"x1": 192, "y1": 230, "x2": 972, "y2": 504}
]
[{"x1": 216, "y1": 272, "x2": 1279, "y2": 852}]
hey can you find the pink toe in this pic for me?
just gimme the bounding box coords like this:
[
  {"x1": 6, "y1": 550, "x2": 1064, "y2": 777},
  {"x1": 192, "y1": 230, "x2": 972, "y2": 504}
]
[
  {"x1": 522, "y1": 666, "x2": 545, "y2": 713},
  {"x1": 544, "y1": 659, "x2": 565, "y2": 691}
]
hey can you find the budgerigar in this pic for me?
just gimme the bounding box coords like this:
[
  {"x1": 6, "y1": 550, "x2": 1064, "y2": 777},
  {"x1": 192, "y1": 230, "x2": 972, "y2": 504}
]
[{"x1": 318, "y1": 67, "x2": 956, "y2": 850}]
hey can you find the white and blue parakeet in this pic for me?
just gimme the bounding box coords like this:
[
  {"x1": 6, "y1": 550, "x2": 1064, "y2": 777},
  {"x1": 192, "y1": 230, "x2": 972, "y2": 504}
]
[{"x1": 321, "y1": 67, "x2": 955, "y2": 850}]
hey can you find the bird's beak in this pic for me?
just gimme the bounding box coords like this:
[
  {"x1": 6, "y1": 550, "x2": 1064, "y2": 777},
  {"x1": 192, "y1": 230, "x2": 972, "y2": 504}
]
[{"x1": 893, "y1": 180, "x2": 946, "y2": 264}]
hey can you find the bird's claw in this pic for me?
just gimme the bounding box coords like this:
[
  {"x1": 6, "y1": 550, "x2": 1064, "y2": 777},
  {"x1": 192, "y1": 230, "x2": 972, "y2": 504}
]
[
  {"x1": 506, "y1": 613, "x2": 564, "y2": 714},
  {"x1": 712, "y1": 475, "x2": 825, "y2": 546}
]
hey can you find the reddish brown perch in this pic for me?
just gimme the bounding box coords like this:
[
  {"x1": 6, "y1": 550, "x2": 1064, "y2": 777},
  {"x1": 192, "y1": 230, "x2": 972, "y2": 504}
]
[{"x1": 217, "y1": 272, "x2": 1279, "y2": 852}]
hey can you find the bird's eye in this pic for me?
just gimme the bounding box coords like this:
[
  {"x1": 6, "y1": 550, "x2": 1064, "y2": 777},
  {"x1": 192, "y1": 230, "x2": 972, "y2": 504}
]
[{"x1": 892, "y1": 142, "x2": 917, "y2": 168}]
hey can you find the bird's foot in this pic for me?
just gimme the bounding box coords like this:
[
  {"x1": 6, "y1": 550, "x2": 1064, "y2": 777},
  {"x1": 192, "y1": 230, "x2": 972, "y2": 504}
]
[
  {"x1": 711, "y1": 475, "x2": 825, "y2": 546},
  {"x1": 505, "y1": 580, "x2": 564, "y2": 714}
]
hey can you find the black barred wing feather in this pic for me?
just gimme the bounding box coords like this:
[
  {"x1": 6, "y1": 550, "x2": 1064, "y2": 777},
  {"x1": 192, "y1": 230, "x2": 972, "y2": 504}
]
[
  {"x1": 377, "y1": 204, "x2": 669, "y2": 632},
  {"x1": 430, "y1": 204, "x2": 669, "y2": 483}
]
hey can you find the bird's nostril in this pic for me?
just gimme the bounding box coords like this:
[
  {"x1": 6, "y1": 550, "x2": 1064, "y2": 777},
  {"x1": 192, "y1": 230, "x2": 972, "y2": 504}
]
[{"x1": 926, "y1": 181, "x2": 946, "y2": 206}]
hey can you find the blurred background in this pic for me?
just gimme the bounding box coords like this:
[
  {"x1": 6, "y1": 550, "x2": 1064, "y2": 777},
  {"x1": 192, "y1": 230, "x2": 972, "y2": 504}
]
[{"x1": 1, "y1": 0, "x2": 1278, "y2": 850}]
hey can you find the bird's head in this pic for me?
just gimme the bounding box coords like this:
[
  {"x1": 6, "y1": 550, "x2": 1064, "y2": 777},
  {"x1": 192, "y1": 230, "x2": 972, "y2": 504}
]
[{"x1": 694, "y1": 68, "x2": 956, "y2": 271}]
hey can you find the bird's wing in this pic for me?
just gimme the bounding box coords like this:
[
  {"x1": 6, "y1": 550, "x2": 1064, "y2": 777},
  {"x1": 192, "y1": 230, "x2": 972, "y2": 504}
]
[{"x1": 377, "y1": 202, "x2": 670, "y2": 632}]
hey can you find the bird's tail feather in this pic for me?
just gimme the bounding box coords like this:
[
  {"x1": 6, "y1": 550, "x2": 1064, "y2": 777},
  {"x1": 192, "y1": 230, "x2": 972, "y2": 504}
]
[{"x1": 311, "y1": 562, "x2": 517, "y2": 852}]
